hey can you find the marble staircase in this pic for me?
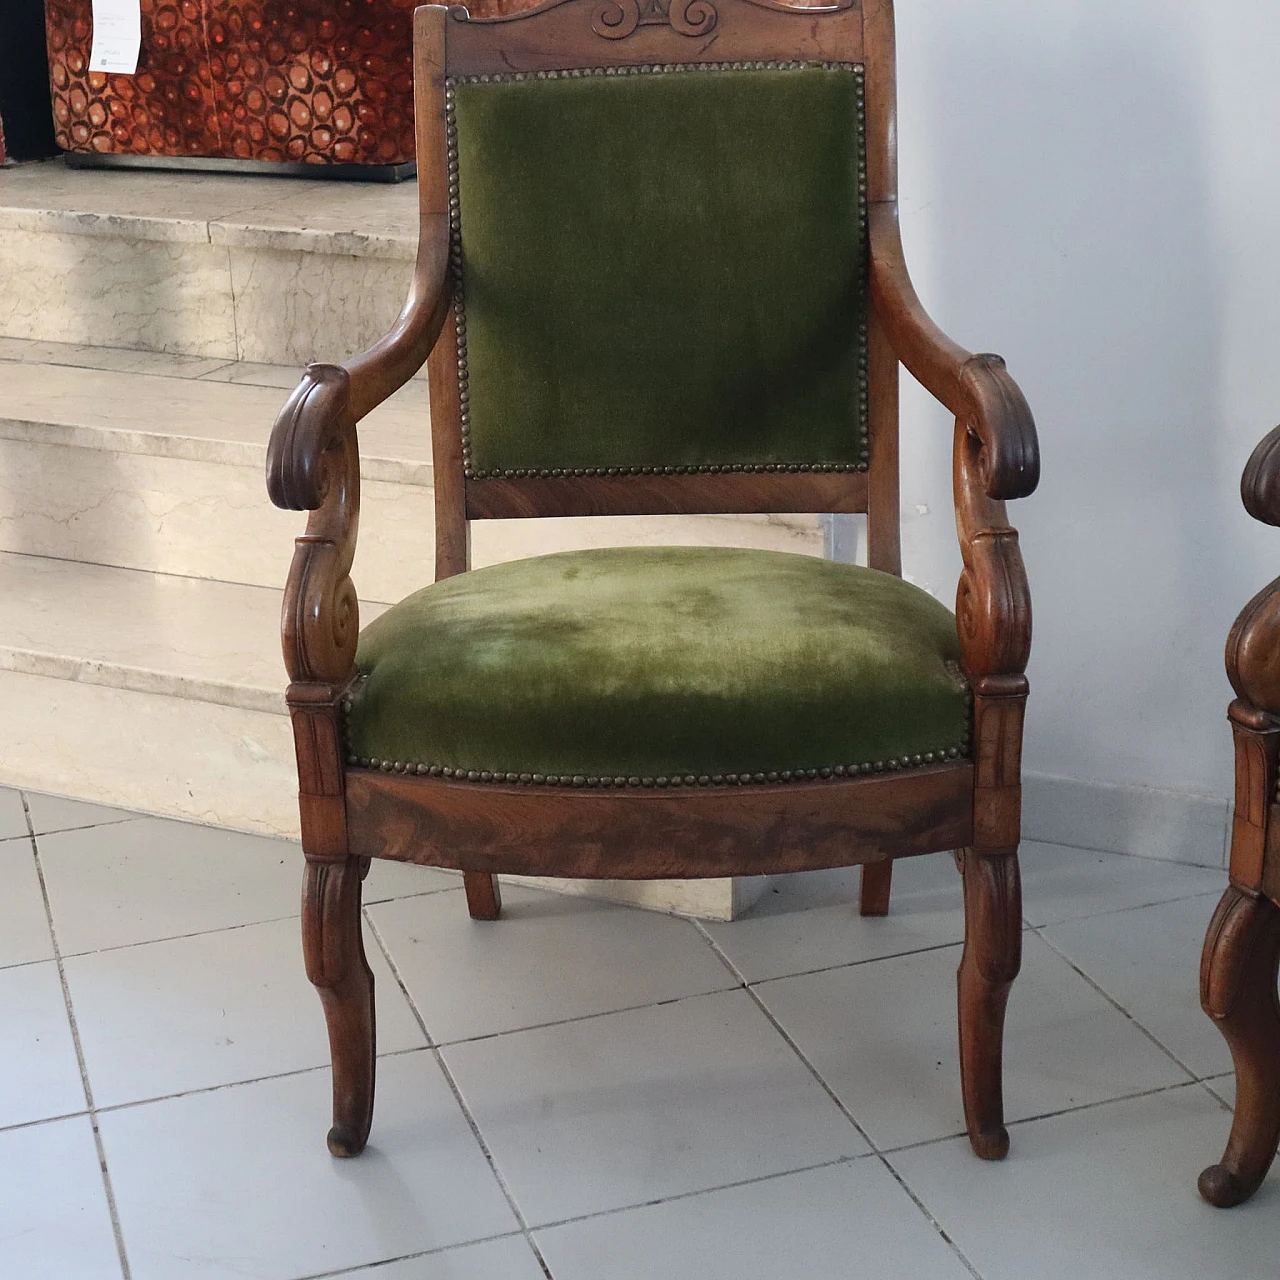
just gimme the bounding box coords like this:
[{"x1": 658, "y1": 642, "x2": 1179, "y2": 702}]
[{"x1": 0, "y1": 160, "x2": 823, "y2": 917}]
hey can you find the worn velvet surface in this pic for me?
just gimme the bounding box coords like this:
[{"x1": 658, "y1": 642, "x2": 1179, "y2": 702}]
[
  {"x1": 346, "y1": 547, "x2": 968, "y2": 780},
  {"x1": 452, "y1": 65, "x2": 868, "y2": 475}
]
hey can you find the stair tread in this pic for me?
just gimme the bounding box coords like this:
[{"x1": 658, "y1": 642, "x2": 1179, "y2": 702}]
[
  {"x1": 0, "y1": 159, "x2": 417, "y2": 259},
  {"x1": 0, "y1": 346, "x2": 433, "y2": 485},
  {"x1": 0, "y1": 551, "x2": 386, "y2": 715}
]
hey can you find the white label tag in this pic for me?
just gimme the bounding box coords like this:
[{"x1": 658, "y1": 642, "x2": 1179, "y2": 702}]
[{"x1": 89, "y1": 0, "x2": 142, "y2": 75}]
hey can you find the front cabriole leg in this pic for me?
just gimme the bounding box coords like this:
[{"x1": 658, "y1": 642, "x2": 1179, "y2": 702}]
[
  {"x1": 303, "y1": 855, "x2": 376, "y2": 1157},
  {"x1": 1198, "y1": 880, "x2": 1280, "y2": 1206},
  {"x1": 956, "y1": 679, "x2": 1027, "y2": 1160},
  {"x1": 956, "y1": 844, "x2": 1022, "y2": 1159}
]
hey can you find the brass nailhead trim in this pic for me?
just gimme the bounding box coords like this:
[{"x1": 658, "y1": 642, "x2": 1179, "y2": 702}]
[
  {"x1": 345, "y1": 744, "x2": 969, "y2": 786},
  {"x1": 445, "y1": 62, "x2": 870, "y2": 480}
]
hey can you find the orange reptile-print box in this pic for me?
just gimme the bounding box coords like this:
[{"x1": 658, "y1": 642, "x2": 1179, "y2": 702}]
[{"x1": 44, "y1": 0, "x2": 422, "y2": 178}]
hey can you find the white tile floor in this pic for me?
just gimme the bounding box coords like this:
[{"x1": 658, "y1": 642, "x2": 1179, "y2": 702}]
[{"x1": 3, "y1": 787, "x2": 1279, "y2": 1280}]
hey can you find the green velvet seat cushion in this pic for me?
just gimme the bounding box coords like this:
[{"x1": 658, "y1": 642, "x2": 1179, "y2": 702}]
[
  {"x1": 451, "y1": 64, "x2": 868, "y2": 476},
  {"x1": 346, "y1": 547, "x2": 968, "y2": 783}
]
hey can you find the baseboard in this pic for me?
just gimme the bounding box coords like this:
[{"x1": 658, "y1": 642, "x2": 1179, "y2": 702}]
[{"x1": 1022, "y1": 772, "x2": 1230, "y2": 869}]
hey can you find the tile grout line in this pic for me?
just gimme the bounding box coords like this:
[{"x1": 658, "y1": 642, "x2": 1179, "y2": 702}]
[
  {"x1": 691, "y1": 919, "x2": 985, "y2": 1280},
  {"x1": 1031, "y1": 922, "x2": 1205, "y2": 1083},
  {"x1": 877, "y1": 1077, "x2": 1223, "y2": 1160},
  {"x1": 21, "y1": 793, "x2": 133, "y2": 1280},
  {"x1": 0, "y1": 878, "x2": 460, "y2": 973},
  {"x1": 84, "y1": 1046, "x2": 427, "y2": 1121},
  {"x1": 363, "y1": 909, "x2": 557, "y2": 1280},
  {"x1": 286, "y1": 1229, "x2": 531, "y2": 1280},
  {"x1": 503, "y1": 1154, "x2": 865, "y2": 1236},
  {"x1": 1025, "y1": 885, "x2": 1225, "y2": 931},
  {"x1": 0, "y1": 1106, "x2": 93, "y2": 1136}
]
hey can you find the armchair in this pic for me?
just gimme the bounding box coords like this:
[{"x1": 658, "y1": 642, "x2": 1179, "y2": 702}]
[
  {"x1": 267, "y1": 0, "x2": 1039, "y2": 1162},
  {"x1": 1199, "y1": 426, "x2": 1280, "y2": 1207}
]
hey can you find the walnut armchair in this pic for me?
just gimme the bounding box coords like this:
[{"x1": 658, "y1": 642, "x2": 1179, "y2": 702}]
[
  {"x1": 1199, "y1": 426, "x2": 1280, "y2": 1207},
  {"x1": 267, "y1": 0, "x2": 1039, "y2": 1163}
]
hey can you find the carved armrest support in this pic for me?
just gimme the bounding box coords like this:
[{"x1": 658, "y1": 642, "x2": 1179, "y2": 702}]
[
  {"x1": 266, "y1": 217, "x2": 450, "y2": 690},
  {"x1": 866, "y1": 204, "x2": 1035, "y2": 683},
  {"x1": 954, "y1": 422, "x2": 1032, "y2": 686},
  {"x1": 868, "y1": 204, "x2": 1040, "y2": 503},
  {"x1": 954, "y1": 423, "x2": 1032, "y2": 848},
  {"x1": 270, "y1": 369, "x2": 361, "y2": 687}
]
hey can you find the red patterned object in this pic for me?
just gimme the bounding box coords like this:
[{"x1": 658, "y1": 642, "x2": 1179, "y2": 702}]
[{"x1": 44, "y1": 0, "x2": 419, "y2": 168}]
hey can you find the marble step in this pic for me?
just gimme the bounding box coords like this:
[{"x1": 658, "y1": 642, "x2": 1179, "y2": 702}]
[
  {"x1": 0, "y1": 552, "x2": 303, "y2": 836},
  {"x1": 0, "y1": 337, "x2": 435, "y2": 603},
  {"x1": 0, "y1": 549, "x2": 386, "y2": 717},
  {"x1": 0, "y1": 551, "x2": 760, "y2": 919},
  {"x1": 0, "y1": 158, "x2": 418, "y2": 367},
  {"x1": 0, "y1": 339, "x2": 823, "y2": 603}
]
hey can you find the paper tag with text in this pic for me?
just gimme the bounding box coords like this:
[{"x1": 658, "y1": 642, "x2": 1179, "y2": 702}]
[{"x1": 89, "y1": 0, "x2": 142, "y2": 75}]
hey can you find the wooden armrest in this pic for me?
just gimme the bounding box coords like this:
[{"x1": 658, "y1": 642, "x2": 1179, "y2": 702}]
[
  {"x1": 869, "y1": 204, "x2": 1040, "y2": 503},
  {"x1": 265, "y1": 215, "x2": 447, "y2": 688},
  {"x1": 267, "y1": 213, "x2": 450, "y2": 513}
]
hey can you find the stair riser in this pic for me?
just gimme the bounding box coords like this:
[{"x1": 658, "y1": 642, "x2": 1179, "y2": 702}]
[
  {"x1": 0, "y1": 668, "x2": 753, "y2": 918},
  {"x1": 0, "y1": 437, "x2": 434, "y2": 602},
  {"x1": 0, "y1": 437, "x2": 822, "y2": 599},
  {"x1": 0, "y1": 667, "x2": 300, "y2": 837},
  {"x1": 0, "y1": 227, "x2": 412, "y2": 366}
]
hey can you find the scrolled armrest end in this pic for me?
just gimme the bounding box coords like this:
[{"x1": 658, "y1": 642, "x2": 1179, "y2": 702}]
[
  {"x1": 267, "y1": 364, "x2": 353, "y2": 512},
  {"x1": 1242, "y1": 425, "x2": 1280, "y2": 528},
  {"x1": 959, "y1": 354, "x2": 1041, "y2": 503}
]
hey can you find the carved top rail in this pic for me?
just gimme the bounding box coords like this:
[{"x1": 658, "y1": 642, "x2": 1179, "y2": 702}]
[{"x1": 443, "y1": 0, "x2": 866, "y2": 76}]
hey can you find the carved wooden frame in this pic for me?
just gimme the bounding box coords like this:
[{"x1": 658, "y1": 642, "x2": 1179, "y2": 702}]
[{"x1": 267, "y1": 0, "x2": 1039, "y2": 1163}]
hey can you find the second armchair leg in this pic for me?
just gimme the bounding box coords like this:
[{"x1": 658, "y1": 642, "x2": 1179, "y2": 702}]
[
  {"x1": 956, "y1": 847, "x2": 1023, "y2": 1161},
  {"x1": 1199, "y1": 884, "x2": 1280, "y2": 1207},
  {"x1": 302, "y1": 857, "x2": 376, "y2": 1158}
]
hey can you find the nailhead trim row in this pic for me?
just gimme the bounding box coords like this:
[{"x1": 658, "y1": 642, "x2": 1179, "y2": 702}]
[
  {"x1": 444, "y1": 61, "x2": 870, "y2": 482},
  {"x1": 342, "y1": 743, "x2": 970, "y2": 787}
]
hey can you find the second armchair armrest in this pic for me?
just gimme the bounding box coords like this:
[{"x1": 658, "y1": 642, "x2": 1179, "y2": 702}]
[
  {"x1": 868, "y1": 204, "x2": 1040, "y2": 503},
  {"x1": 1242, "y1": 425, "x2": 1280, "y2": 528}
]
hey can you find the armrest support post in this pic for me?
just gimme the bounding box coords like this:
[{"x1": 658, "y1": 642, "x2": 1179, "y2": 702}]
[
  {"x1": 868, "y1": 203, "x2": 1040, "y2": 503},
  {"x1": 266, "y1": 213, "x2": 450, "y2": 690},
  {"x1": 867, "y1": 203, "x2": 1037, "y2": 851}
]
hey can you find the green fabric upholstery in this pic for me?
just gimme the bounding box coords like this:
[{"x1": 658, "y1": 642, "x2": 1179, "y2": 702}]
[
  {"x1": 346, "y1": 547, "x2": 968, "y2": 783},
  {"x1": 451, "y1": 64, "x2": 868, "y2": 477}
]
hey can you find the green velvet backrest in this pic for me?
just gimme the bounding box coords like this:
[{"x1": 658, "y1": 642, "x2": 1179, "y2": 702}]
[{"x1": 447, "y1": 61, "x2": 868, "y2": 480}]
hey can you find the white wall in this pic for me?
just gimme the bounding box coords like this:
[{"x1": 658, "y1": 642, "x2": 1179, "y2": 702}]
[{"x1": 891, "y1": 0, "x2": 1280, "y2": 805}]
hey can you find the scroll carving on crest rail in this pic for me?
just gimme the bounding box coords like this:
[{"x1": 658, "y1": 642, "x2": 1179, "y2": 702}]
[{"x1": 592, "y1": 0, "x2": 716, "y2": 38}]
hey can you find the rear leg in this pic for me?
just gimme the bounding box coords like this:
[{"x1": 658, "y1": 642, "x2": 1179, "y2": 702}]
[
  {"x1": 956, "y1": 847, "x2": 1022, "y2": 1160},
  {"x1": 859, "y1": 861, "x2": 893, "y2": 917},
  {"x1": 464, "y1": 872, "x2": 502, "y2": 920}
]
